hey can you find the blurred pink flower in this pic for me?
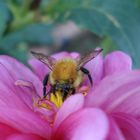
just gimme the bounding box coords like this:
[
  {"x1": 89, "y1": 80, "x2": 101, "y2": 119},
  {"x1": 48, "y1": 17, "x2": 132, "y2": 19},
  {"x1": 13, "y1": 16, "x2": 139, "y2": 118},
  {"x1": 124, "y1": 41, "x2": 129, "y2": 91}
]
[{"x1": 0, "y1": 50, "x2": 139, "y2": 140}]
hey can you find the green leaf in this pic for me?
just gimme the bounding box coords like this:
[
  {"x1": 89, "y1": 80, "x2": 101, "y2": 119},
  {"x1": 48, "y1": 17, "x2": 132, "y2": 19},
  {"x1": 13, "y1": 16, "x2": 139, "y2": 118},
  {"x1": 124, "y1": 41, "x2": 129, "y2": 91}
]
[
  {"x1": 40, "y1": 0, "x2": 50, "y2": 10},
  {"x1": 0, "y1": 2, "x2": 12, "y2": 37},
  {"x1": 0, "y1": 23, "x2": 53, "y2": 63},
  {"x1": 47, "y1": 0, "x2": 140, "y2": 68},
  {"x1": 0, "y1": 23, "x2": 53, "y2": 49}
]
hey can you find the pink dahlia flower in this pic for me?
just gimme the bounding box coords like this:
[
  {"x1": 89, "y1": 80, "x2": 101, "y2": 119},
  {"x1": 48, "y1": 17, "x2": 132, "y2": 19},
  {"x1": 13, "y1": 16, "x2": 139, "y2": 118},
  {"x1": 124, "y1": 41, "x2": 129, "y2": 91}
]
[{"x1": 0, "y1": 50, "x2": 139, "y2": 140}]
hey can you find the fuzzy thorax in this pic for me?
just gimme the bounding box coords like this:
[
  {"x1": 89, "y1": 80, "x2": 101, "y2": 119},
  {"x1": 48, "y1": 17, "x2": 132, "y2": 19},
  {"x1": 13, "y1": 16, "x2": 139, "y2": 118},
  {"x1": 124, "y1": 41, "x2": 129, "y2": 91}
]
[{"x1": 49, "y1": 58, "x2": 83, "y2": 87}]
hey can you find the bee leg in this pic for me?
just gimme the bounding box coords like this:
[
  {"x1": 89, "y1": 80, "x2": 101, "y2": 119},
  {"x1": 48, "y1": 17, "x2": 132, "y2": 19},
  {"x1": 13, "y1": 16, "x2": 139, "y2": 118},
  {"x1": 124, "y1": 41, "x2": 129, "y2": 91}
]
[
  {"x1": 63, "y1": 91, "x2": 68, "y2": 101},
  {"x1": 80, "y1": 67, "x2": 93, "y2": 86},
  {"x1": 43, "y1": 74, "x2": 49, "y2": 98},
  {"x1": 71, "y1": 88, "x2": 75, "y2": 95}
]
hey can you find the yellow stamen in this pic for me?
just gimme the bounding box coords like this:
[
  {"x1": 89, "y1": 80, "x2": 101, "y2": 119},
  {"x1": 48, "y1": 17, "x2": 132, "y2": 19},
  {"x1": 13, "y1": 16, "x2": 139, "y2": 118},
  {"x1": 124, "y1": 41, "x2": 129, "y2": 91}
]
[
  {"x1": 35, "y1": 91, "x2": 63, "y2": 112},
  {"x1": 38, "y1": 100, "x2": 52, "y2": 110},
  {"x1": 50, "y1": 91, "x2": 63, "y2": 108},
  {"x1": 33, "y1": 96, "x2": 53, "y2": 111},
  {"x1": 35, "y1": 86, "x2": 89, "y2": 111}
]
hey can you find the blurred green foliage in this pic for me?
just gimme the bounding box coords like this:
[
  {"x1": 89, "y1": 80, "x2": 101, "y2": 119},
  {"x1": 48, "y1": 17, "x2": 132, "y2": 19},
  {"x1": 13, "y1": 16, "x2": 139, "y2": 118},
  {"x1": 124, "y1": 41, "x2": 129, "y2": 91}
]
[
  {"x1": 0, "y1": 0, "x2": 54, "y2": 62},
  {"x1": 0, "y1": 0, "x2": 140, "y2": 67}
]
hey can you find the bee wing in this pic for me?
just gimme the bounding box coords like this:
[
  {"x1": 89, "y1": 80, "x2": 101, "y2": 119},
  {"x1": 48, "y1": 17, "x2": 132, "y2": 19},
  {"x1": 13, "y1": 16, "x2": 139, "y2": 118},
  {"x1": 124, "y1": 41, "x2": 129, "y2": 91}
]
[
  {"x1": 77, "y1": 48, "x2": 103, "y2": 70},
  {"x1": 31, "y1": 51, "x2": 56, "y2": 70}
]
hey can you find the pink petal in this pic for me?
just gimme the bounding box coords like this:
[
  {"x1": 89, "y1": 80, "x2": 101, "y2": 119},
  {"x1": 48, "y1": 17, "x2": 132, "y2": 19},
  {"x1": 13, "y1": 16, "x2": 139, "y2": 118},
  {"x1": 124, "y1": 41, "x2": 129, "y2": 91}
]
[
  {"x1": 0, "y1": 107, "x2": 51, "y2": 139},
  {"x1": 7, "y1": 134, "x2": 45, "y2": 140},
  {"x1": 0, "y1": 81, "x2": 30, "y2": 110},
  {"x1": 70, "y1": 52, "x2": 80, "y2": 59},
  {"x1": 86, "y1": 70, "x2": 140, "y2": 117},
  {"x1": 110, "y1": 87, "x2": 140, "y2": 117},
  {"x1": 0, "y1": 67, "x2": 33, "y2": 110},
  {"x1": 112, "y1": 112, "x2": 140, "y2": 139},
  {"x1": 52, "y1": 108, "x2": 109, "y2": 140},
  {"x1": 52, "y1": 51, "x2": 80, "y2": 60},
  {"x1": 85, "y1": 52, "x2": 103, "y2": 85},
  {"x1": 0, "y1": 55, "x2": 42, "y2": 96},
  {"x1": 52, "y1": 52, "x2": 71, "y2": 59},
  {"x1": 0, "y1": 56, "x2": 43, "y2": 108},
  {"x1": 107, "y1": 117, "x2": 125, "y2": 140},
  {"x1": 0, "y1": 123, "x2": 18, "y2": 139},
  {"x1": 104, "y1": 51, "x2": 132, "y2": 76},
  {"x1": 29, "y1": 58, "x2": 50, "y2": 81},
  {"x1": 84, "y1": 53, "x2": 103, "y2": 105},
  {"x1": 53, "y1": 94, "x2": 84, "y2": 132}
]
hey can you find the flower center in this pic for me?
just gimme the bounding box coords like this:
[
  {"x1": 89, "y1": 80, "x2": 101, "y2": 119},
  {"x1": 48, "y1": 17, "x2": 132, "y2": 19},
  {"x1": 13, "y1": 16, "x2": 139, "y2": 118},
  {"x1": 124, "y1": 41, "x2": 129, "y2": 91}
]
[
  {"x1": 38, "y1": 91, "x2": 63, "y2": 111},
  {"x1": 35, "y1": 92, "x2": 63, "y2": 126},
  {"x1": 37, "y1": 86, "x2": 89, "y2": 110},
  {"x1": 49, "y1": 91, "x2": 63, "y2": 108}
]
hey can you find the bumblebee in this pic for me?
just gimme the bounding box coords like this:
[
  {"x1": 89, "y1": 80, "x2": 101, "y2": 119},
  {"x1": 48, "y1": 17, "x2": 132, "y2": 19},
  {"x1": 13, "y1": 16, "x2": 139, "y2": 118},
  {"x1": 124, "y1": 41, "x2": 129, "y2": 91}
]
[{"x1": 31, "y1": 48, "x2": 103, "y2": 101}]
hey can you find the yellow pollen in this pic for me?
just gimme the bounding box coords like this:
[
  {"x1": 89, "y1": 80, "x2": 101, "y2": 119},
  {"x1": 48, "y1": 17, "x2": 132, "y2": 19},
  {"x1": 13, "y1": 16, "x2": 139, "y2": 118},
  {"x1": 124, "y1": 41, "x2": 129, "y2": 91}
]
[
  {"x1": 38, "y1": 101, "x2": 52, "y2": 110},
  {"x1": 50, "y1": 91, "x2": 63, "y2": 108},
  {"x1": 35, "y1": 86, "x2": 90, "y2": 111},
  {"x1": 35, "y1": 92, "x2": 64, "y2": 113}
]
